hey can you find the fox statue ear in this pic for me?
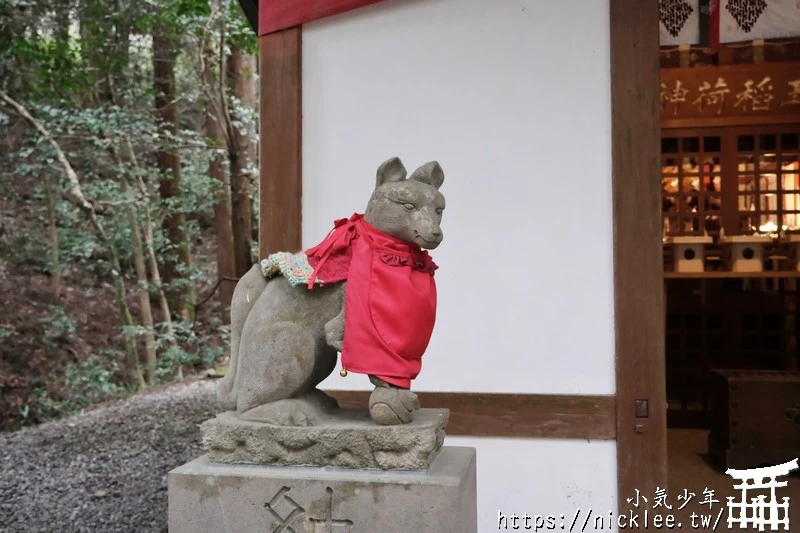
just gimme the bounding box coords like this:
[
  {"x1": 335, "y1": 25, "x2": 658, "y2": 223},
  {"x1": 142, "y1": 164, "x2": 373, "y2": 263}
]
[
  {"x1": 409, "y1": 161, "x2": 444, "y2": 190},
  {"x1": 376, "y1": 157, "x2": 407, "y2": 186}
]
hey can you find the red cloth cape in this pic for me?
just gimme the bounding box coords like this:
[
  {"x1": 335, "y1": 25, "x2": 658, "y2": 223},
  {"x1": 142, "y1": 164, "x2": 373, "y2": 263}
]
[{"x1": 304, "y1": 214, "x2": 437, "y2": 388}]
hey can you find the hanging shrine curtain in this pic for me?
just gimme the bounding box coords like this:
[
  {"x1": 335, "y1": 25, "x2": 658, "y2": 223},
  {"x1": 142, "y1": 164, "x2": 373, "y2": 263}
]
[{"x1": 660, "y1": 0, "x2": 800, "y2": 46}]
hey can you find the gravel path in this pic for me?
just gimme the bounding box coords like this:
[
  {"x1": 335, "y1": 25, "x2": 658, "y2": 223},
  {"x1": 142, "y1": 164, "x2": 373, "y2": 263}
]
[{"x1": 0, "y1": 379, "x2": 218, "y2": 533}]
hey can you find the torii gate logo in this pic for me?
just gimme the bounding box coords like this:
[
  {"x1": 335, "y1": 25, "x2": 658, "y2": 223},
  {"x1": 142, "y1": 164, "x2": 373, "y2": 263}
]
[{"x1": 726, "y1": 458, "x2": 799, "y2": 531}]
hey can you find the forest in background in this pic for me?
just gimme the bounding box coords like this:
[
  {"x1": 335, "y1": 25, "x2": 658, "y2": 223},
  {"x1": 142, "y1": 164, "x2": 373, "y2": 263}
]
[{"x1": 0, "y1": 0, "x2": 258, "y2": 431}]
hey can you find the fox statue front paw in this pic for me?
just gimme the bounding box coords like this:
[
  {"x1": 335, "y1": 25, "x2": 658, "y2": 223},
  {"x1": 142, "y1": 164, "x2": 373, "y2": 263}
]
[{"x1": 368, "y1": 375, "x2": 420, "y2": 425}]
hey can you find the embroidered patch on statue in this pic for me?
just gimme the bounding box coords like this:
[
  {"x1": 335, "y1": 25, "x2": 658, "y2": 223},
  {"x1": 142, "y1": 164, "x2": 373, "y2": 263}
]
[{"x1": 260, "y1": 252, "x2": 326, "y2": 287}]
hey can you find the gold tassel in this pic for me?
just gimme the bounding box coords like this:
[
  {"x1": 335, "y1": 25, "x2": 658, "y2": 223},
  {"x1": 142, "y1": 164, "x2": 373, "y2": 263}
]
[
  {"x1": 753, "y1": 39, "x2": 764, "y2": 64},
  {"x1": 679, "y1": 44, "x2": 691, "y2": 68}
]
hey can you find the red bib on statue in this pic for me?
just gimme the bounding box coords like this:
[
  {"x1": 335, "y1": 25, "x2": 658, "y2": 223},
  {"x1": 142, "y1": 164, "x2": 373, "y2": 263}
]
[{"x1": 304, "y1": 214, "x2": 437, "y2": 389}]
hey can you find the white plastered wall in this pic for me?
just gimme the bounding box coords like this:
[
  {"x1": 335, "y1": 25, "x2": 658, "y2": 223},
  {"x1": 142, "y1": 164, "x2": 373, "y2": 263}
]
[{"x1": 301, "y1": 0, "x2": 618, "y2": 530}]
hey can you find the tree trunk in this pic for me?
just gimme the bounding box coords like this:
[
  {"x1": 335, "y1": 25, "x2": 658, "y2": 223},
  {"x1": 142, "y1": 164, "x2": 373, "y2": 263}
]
[
  {"x1": 205, "y1": 39, "x2": 236, "y2": 322},
  {"x1": 124, "y1": 138, "x2": 175, "y2": 340},
  {"x1": 44, "y1": 172, "x2": 61, "y2": 299},
  {"x1": 114, "y1": 268, "x2": 146, "y2": 390},
  {"x1": 124, "y1": 178, "x2": 158, "y2": 385},
  {"x1": 152, "y1": 23, "x2": 195, "y2": 321},
  {"x1": 110, "y1": 0, "x2": 130, "y2": 100},
  {"x1": 79, "y1": 0, "x2": 114, "y2": 103},
  {"x1": 207, "y1": 114, "x2": 236, "y2": 321},
  {"x1": 227, "y1": 45, "x2": 256, "y2": 276}
]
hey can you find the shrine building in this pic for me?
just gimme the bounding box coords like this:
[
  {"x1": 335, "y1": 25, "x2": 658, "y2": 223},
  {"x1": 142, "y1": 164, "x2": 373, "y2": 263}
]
[{"x1": 237, "y1": 0, "x2": 800, "y2": 530}]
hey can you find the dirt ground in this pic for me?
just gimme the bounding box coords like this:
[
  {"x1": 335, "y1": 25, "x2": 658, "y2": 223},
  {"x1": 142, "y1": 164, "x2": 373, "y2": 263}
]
[{"x1": 0, "y1": 379, "x2": 218, "y2": 533}]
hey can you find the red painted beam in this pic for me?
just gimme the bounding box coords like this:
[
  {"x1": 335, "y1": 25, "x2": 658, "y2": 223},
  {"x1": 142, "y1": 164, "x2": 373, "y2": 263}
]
[{"x1": 259, "y1": 0, "x2": 383, "y2": 35}]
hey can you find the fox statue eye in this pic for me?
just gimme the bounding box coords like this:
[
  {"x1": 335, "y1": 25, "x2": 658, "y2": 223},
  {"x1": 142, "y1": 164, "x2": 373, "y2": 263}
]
[
  {"x1": 403, "y1": 203, "x2": 415, "y2": 211},
  {"x1": 435, "y1": 207, "x2": 444, "y2": 215}
]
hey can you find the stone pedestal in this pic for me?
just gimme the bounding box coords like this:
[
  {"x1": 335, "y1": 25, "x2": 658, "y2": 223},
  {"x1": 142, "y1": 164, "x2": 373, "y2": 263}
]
[
  {"x1": 719, "y1": 234, "x2": 772, "y2": 273},
  {"x1": 200, "y1": 408, "x2": 448, "y2": 470},
  {"x1": 168, "y1": 446, "x2": 477, "y2": 533},
  {"x1": 664, "y1": 235, "x2": 712, "y2": 273}
]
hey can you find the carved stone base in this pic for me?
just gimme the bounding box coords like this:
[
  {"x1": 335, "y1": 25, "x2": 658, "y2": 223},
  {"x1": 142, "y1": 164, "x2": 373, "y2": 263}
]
[
  {"x1": 200, "y1": 408, "x2": 449, "y2": 470},
  {"x1": 168, "y1": 446, "x2": 476, "y2": 533}
]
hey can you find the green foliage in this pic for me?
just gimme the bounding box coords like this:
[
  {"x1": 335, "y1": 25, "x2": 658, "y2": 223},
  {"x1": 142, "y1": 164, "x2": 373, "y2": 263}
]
[
  {"x1": 0, "y1": 326, "x2": 14, "y2": 340},
  {"x1": 154, "y1": 321, "x2": 230, "y2": 382},
  {"x1": 66, "y1": 353, "x2": 127, "y2": 404},
  {"x1": 226, "y1": 0, "x2": 258, "y2": 54},
  {"x1": 10, "y1": 36, "x2": 89, "y2": 100},
  {"x1": 0, "y1": 0, "x2": 256, "y2": 430},
  {"x1": 40, "y1": 305, "x2": 77, "y2": 345},
  {"x1": 27, "y1": 352, "x2": 129, "y2": 423}
]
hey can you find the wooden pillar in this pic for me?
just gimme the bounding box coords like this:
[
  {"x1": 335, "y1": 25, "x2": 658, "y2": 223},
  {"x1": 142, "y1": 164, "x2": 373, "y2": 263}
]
[
  {"x1": 258, "y1": 27, "x2": 303, "y2": 258},
  {"x1": 611, "y1": 0, "x2": 668, "y2": 507}
]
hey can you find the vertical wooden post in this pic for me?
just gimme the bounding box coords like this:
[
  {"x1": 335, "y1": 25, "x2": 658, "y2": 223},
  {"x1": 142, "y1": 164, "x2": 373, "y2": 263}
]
[
  {"x1": 720, "y1": 129, "x2": 739, "y2": 238},
  {"x1": 611, "y1": 0, "x2": 668, "y2": 507},
  {"x1": 259, "y1": 27, "x2": 303, "y2": 258}
]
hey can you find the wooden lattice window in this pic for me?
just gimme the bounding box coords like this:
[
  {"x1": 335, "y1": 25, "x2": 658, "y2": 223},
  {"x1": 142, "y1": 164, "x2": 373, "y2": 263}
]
[
  {"x1": 662, "y1": 126, "x2": 800, "y2": 239},
  {"x1": 736, "y1": 132, "x2": 800, "y2": 234},
  {"x1": 662, "y1": 134, "x2": 722, "y2": 237}
]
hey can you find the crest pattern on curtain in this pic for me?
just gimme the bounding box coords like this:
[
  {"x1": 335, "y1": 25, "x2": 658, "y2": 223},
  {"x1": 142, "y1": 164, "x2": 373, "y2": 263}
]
[
  {"x1": 660, "y1": 0, "x2": 800, "y2": 45},
  {"x1": 660, "y1": 0, "x2": 701, "y2": 44},
  {"x1": 720, "y1": 0, "x2": 800, "y2": 42}
]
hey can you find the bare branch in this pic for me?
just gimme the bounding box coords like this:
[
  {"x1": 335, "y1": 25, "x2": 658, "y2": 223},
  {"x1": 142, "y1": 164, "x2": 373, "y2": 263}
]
[{"x1": 0, "y1": 89, "x2": 94, "y2": 214}]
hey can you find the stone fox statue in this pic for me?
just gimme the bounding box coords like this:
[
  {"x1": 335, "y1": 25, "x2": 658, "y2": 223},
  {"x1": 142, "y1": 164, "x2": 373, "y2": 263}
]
[{"x1": 217, "y1": 157, "x2": 445, "y2": 426}]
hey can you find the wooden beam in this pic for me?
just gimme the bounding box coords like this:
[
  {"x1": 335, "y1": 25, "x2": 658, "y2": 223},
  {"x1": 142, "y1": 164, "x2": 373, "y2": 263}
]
[
  {"x1": 259, "y1": 0, "x2": 382, "y2": 36},
  {"x1": 662, "y1": 114, "x2": 800, "y2": 129},
  {"x1": 611, "y1": 0, "x2": 668, "y2": 511},
  {"x1": 664, "y1": 271, "x2": 800, "y2": 279},
  {"x1": 327, "y1": 391, "x2": 617, "y2": 440},
  {"x1": 259, "y1": 27, "x2": 303, "y2": 257}
]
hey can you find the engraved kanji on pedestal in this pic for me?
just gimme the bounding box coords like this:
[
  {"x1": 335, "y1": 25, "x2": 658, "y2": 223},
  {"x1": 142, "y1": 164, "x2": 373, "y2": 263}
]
[
  {"x1": 264, "y1": 486, "x2": 354, "y2": 533},
  {"x1": 308, "y1": 487, "x2": 354, "y2": 533},
  {"x1": 264, "y1": 486, "x2": 306, "y2": 533}
]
